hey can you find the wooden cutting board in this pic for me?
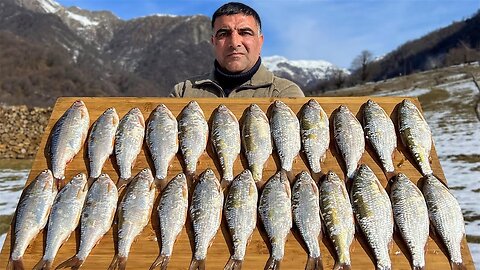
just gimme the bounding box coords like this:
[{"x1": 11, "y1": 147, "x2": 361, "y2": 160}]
[{"x1": 0, "y1": 97, "x2": 475, "y2": 269}]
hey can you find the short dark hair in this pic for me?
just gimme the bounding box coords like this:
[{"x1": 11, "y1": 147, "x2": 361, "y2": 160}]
[{"x1": 212, "y1": 2, "x2": 261, "y2": 31}]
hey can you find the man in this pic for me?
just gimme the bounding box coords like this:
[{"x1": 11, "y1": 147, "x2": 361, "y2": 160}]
[{"x1": 170, "y1": 2, "x2": 304, "y2": 97}]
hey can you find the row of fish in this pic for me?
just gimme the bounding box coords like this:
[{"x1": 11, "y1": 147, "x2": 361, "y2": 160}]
[
  {"x1": 8, "y1": 164, "x2": 466, "y2": 270},
  {"x1": 48, "y1": 98, "x2": 433, "y2": 192}
]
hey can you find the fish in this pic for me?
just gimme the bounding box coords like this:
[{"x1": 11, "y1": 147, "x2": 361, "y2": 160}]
[
  {"x1": 56, "y1": 173, "x2": 118, "y2": 269},
  {"x1": 390, "y1": 173, "x2": 429, "y2": 270},
  {"x1": 211, "y1": 104, "x2": 241, "y2": 185},
  {"x1": 108, "y1": 168, "x2": 156, "y2": 270},
  {"x1": 146, "y1": 104, "x2": 178, "y2": 183},
  {"x1": 422, "y1": 174, "x2": 466, "y2": 270},
  {"x1": 291, "y1": 171, "x2": 323, "y2": 270},
  {"x1": 114, "y1": 108, "x2": 145, "y2": 189},
  {"x1": 33, "y1": 173, "x2": 89, "y2": 270},
  {"x1": 8, "y1": 170, "x2": 57, "y2": 270},
  {"x1": 189, "y1": 169, "x2": 223, "y2": 270},
  {"x1": 362, "y1": 100, "x2": 396, "y2": 176},
  {"x1": 350, "y1": 164, "x2": 393, "y2": 270},
  {"x1": 224, "y1": 169, "x2": 258, "y2": 270},
  {"x1": 270, "y1": 100, "x2": 301, "y2": 173},
  {"x1": 87, "y1": 107, "x2": 119, "y2": 181},
  {"x1": 241, "y1": 104, "x2": 272, "y2": 185},
  {"x1": 299, "y1": 99, "x2": 330, "y2": 174},
  {"x1": 150, "y1": 173, "x2": 188, "y2": 270},
  {"x1": 50, "y1": 100, "x2": 89, "y2": 187},
  {"x1": 258, "y1": 170, "x2": 292, "y2": 270},
  {"x1": 178, "y1": 101, "x2": 208, "y2": 176},
  {"x1": 318, "y1": 170, "x2": 355, "y2": 270},
  {"x1": 397, "y1": 99, "x2": 433, "y2": 176},
  {"x1": 333, "y1": 105, "x2": 365, "y2": 180}
]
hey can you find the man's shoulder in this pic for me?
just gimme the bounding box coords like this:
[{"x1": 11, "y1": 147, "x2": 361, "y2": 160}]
[{"x1": 270, "y1": 74, "x2": 305, "y2": 97}]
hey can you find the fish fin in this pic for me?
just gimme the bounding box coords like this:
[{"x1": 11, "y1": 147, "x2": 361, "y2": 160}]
[
  {"x1": 188, "y1": 259, "x2": 205, "y2": 270},
  {"x1": 56, "y1": 177, "x2": 67, "y2": 190},
  {"x1": 107, "y1": 255, "x2": 127, "y2": 270},
  {"x1": 264, "y1": 257, "x2": 281, "y2": 270},
  {"x1": 7, "y1": 259, "x2": 25, "y2": 270},
  {"x1": 305, "y1": 256, "x2": 323, "y2": 270},
  {"x1": 55, "y1": 256, "x2": 83, "y2": 269},
  {"x1": 220, "y1": 178, "x2": 231, "y2": 191},
  {"x1": 149, "y1": 254, "x2": 170, "y2": 270},
  {"x1": 333, "y1": 262, "x2": 351, "y2": 270},
  {"x1": 224, "y1": 257, "x2": 243, "y2": 270},
  {"x1": 385, "y1": 171, "x2": 396, "y2": 181},
  {"x1": 451, "y1": 262, "x2": 466, "y2": 270},
  {"x1": 32, "y1": 259, "x2": 52, "y2": 270},
  {"x1": 412, "y1": 266, "x2": 425, "y2": 270},
  {"x1": 116, "y1": 177, "x2": 130, "y2": 190}
]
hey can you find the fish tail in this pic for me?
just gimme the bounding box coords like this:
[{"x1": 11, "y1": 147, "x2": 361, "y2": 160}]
[
  {"x1": 223, "y1": 257, "x2": 243, "y2": 270},
  {"x1": 264, "y1": 256, "x2": 281, "y2": 270},
  {"x1": 385, "y1": 171, "x2": 396, "y2": 181},
  {"x1": 284, "y1": 170, "x2": 295, "y2": 184},
  {"x1": 7, "y1": 259, "x2": 25, "y2": 270},
  {"x1": 305, "y1": 256, "x2": 323, "y2": 270},
  {"x1": 412, "y1": 266, "x2": 425, "y2": 270},
  {"x1": 149, "y1": 254, "x2": 170, "y2": 270},
  {"x1": 32, "y1": 259, "x2": 52, "y2": 270},
  {"x1": 451, "y1": 262, "x2": 466, "y2": 270},
  {"x1": 55, "y1": 177, "x2": 67, "y2": 190},
  {"x1": 107, "y1": 255, "x2": 128, "y2": 270},
  {"x1": 55, "y1": 256, "x2": 83, "y2": 270},
  {"x1": 87, "y1": 176, "x2": 97, "y2": 187},
  {"x1": 116, "y1": 177, "x2": 130, "y2": 190},
  {"x1": 188, "y1": 259, "x2": 205, "y2": 270},
  {"x1": 333, "y1": 262, "x2": 351, "y2": 270}
]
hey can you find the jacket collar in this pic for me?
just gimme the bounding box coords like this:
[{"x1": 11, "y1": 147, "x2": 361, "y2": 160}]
[{"x1": 193, "y1": 64, "x2": 273, "y2": 89}]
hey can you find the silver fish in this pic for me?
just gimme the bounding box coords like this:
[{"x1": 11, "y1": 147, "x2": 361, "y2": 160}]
[
  {"x1": 178, "y1": 101, "x2": 208, "y2": 175},
  {"x1": 318, "y1": 170, "x2": 354, "y2": 270},
  {"x1": 362, "y1": 100, "x2": 396, "y2": 174},
  {"x1": 224, "y1": 169, "x2": 258, "y2": 270},
  {"x1": 350, "y1": 164, "x2": 393, "y2": 270},
  {"x1": 189, "y1": 169, "x2": 223, "y2": 270},
  {"x1": 422, "y1": 174, "x2": 466, "y2": 268},
  {"x1": 50, "y1": 100, "x2": 89, "y2": 184},
  {"x1": 146, "y1": 104, "x2": 178, "y2": 181},
  {"x1": 56, "y1": 173, "x2": 118, "y2": 269},
  {"x1": 241, "y1": 104, "x2": 272, "y2": 184},
  {"x1": 398, "y1": 99, "x2": 433, "y2": 176},
  {"x1": 114, "y1": 108, "x2": 145, "y2": 188},
  {"x1": 150, "y1": 173, "x2": 188, "y2": 270},
  {"x1": 333, "y1": 105, "x2": 364, "y2": 179},
  {"x1": 299, "y1": 99, "x2": 330, "y2": 174},
  {"x1": 258, "y1": 171, "x2": 292, "y2": 270},
  {"x1": 211, "y1": 104, "x2": 241, "y2": 184},
  {"x1": 292, "y1": 171, "x2": 322, "y2": 270},
  {"x1": 33, "y1": 173, "x2": 89, "y2": 270},
  {"x1": 270, "y1": 100, "x2": 301, "y2": 172},
  {"x1": 8, "y1": 170, "x2": 57, "y2": 269},
  {"x1": 87, "y1": 107, "x2": 119, "y2": 179},
  {"x1": 108, "y1": 168, "x2": 156, "y2": 270},
  {"x1": 390, "y1": 173, "x2": 429, "y2": 270}
]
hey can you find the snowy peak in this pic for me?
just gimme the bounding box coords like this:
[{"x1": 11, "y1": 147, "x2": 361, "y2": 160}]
[{"x1": 13, "y1": 0, "x2": 61, "y2": 13}]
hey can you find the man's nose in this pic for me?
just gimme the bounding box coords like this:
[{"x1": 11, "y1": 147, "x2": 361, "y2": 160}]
[{"x1": 228, "y1": 31, "x2": 242, "y2": 48}]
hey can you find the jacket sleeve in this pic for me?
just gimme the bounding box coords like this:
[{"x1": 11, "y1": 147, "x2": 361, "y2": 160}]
[
  {"x1": 274, "y1": 79, "x2": 305, "y2": 97},
  {"x1": 169, "y1": 82, "x2": 185, "y2": 97}
]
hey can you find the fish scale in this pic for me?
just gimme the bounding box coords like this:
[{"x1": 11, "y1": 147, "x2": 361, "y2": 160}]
[
  {"x1": 422, "y1": 174, "x2": 465, "y2": 268},
  {"x1": 333, "y1": 105, "x2": 364, "y2": 179},
  {"x1": 88, "y1": 107, "x2": 119, "y2": 179},
  {"x1": 319, "y1": 170, "x2": 354, "y2": 269},
  {"x1": 224, "y1": 169, "x2": 258, "y2": 269},
  {"x1": 299, "y1": 99, "x2": 330, "y2": 174},
  {"x1": 270, "y1": 100, "x2": 301, "y2": 172},
  {"x1": 211, "y1": 104, "x2": 241, "y2": 184},
  {"x1": 178, "y1": 101, "x2": 208, "y2": 175},
  {"x1": 398, "y1": 99, "x2": 433, "y2": 176},
  {"x1": 351, "y1": 164, "x2": 393, "y2": 270},
  {"x1": 362, "y1": 100, "x2": 396, "y2": 174},
  {"x1": 146, "y1": 104, "x2": 178, "y2": 181},
  {"x1": 292, "y1": 171, "x2": 322, "y2": 269},
  {"x1": 390, "y1": 173, "x2": 429, "y2": 270}
]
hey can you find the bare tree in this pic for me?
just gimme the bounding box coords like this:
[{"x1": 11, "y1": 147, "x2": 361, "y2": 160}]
[{"x1": 351, "y1": 50, "x2": 374, "y2": 82}]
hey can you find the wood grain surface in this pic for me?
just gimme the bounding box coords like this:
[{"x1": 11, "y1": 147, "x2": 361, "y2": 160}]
[{"x1": 0, "y1": 97, "x2": 475, "y2": 269}]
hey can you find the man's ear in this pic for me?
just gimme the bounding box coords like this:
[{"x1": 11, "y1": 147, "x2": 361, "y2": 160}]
[{"x1": 211, "y1": 35, "x2": 215, "y2": 45}]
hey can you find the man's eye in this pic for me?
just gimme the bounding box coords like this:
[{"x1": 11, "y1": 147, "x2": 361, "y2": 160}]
[
  {"x1": 216, "y1": 31, "x2": 228, "y2": 38},
  {"x1": 239, "y1": 30, "x2": 254, "y2": 36}
]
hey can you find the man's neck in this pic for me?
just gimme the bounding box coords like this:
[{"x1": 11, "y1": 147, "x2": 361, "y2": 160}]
[{"x1": 214, "y1": 58, "x2": 262, "y2": 95}]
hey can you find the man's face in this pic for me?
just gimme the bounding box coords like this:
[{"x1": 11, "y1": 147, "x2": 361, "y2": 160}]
[{"x1": 211, "y1": 14, "x2": 264, "y2": 73}]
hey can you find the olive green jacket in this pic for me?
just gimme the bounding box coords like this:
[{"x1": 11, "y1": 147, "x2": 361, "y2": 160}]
[{"x1": 169, "y1": 64, "x2": 304, "y2": 98}]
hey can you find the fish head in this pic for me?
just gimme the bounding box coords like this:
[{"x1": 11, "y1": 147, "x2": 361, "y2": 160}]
[{"x1": 307, "y1": 99, "x2": 321, "y2": 109}]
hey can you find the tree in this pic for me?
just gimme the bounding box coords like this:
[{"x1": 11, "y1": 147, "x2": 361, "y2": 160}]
[{"x1": 351, "y1": 50, "x2": 374, "y2": 82}]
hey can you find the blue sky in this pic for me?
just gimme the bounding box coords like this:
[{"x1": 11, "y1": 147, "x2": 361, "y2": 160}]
[{"x1": 56, "y1": 0, "x2": 479, "y2": 68}]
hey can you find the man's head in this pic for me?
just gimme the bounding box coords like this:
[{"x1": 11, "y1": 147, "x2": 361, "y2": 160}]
[{"x1": 211, "y1": 2, "x2": 264, "y2": 74}]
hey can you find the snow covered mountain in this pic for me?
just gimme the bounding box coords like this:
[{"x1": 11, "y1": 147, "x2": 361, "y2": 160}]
[{"x1": 263, "y1": 55, "x2": 349, "y2": 89}]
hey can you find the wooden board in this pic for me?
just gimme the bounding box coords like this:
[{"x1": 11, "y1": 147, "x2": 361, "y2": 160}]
[{"x1": 0, "y1": 97, "x2": 475, "y2": 269}]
